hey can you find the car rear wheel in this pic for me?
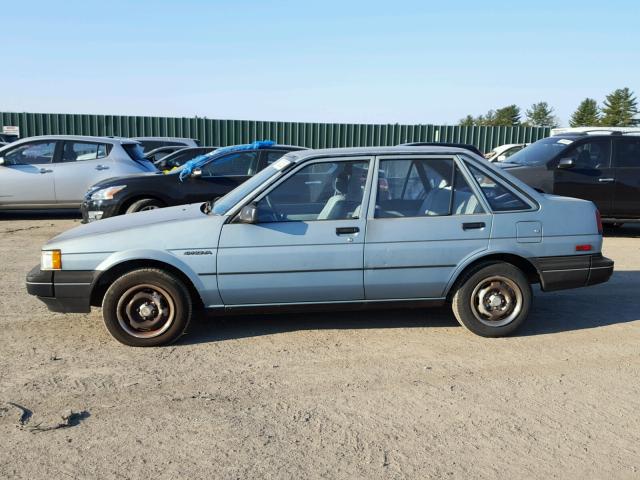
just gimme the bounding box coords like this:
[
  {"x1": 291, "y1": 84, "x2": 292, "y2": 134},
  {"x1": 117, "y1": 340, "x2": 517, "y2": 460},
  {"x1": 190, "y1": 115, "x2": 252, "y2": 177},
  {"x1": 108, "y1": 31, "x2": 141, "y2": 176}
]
[
  {"x1": 126, "y1": 198, "x2": 164, "y2": 213},
  {"x1": 102, "y1": 268, "x2": 192, "y2": 347},
  {"x1": 451, "y1": 262, "x2": 531, "y2": 337}
]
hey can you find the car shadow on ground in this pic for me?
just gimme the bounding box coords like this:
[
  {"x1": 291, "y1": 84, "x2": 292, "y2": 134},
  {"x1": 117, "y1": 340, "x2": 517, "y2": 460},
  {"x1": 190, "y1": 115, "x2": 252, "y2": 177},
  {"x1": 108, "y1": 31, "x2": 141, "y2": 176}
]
[
  {"x1": 180, "y1": 270, "x2": 640, "y2": 345},
  {"x1": 0, "y1": 210, "x2": 81, "y2": 220},
  {"x1": 603, "y1": 223, "x2": 640, "y2": 238}
]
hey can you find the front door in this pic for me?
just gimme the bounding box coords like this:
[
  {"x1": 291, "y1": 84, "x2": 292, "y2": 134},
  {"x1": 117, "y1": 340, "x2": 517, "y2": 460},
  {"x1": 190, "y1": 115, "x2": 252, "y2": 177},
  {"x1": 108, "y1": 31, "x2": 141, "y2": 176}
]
[
  {"x1": 0, "y1": 140, "x2": 57, "y2": 207},
  {"x1": 612, "y1": 137, "x2": 640, "y2": 219},
  {"x1": 553, "y1": 138, "x2": 614, "y2": 215},
  {"x1": 364, "y1": 156, "x2": 494, "y2": 299},
  {"x1": 217, "y1": 157, "x2": 373, "y2": 305}
]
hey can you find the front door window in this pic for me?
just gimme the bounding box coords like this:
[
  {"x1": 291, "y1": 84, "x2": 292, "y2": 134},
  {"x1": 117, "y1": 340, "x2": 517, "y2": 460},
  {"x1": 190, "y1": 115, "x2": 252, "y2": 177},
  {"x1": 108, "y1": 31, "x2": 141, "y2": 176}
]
[
  {"x1": 4, "y1": 141, "x2": 56, "y2": 165},
  {"x1": 255, "y1": 160, "x2": 369, "y2": 222}
]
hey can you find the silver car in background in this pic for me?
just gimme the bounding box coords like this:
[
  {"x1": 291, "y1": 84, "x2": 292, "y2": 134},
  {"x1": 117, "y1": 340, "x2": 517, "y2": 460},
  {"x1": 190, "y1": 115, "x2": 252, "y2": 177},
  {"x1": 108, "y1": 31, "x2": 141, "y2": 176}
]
[
  {"x1": 26, "y1": 146, "x2": 613, "y2": 347},
  {"x1": 0, "y1": 135, "x2": 157, "y2": 209}
]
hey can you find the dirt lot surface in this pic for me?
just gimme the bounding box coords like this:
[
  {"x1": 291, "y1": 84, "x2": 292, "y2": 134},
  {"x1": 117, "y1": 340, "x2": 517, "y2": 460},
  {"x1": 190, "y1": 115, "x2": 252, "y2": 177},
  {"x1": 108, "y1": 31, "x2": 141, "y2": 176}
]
[{"x1": 0, "y1": 212, "x2": 639, "y2": 479}]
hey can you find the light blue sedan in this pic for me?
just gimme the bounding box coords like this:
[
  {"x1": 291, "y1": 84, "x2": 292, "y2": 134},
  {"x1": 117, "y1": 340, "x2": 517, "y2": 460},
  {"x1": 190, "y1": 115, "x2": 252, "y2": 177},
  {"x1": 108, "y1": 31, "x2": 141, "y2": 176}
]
[{"x1": 26, "y1": 146, "x2": 613, "y2": 346}]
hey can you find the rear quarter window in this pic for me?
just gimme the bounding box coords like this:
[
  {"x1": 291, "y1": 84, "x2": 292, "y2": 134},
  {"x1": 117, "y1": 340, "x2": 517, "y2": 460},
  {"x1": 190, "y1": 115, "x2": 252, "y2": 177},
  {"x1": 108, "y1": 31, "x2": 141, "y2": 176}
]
[{"x1": 467, "y1": 163, "x2": 530, "y2": 212}]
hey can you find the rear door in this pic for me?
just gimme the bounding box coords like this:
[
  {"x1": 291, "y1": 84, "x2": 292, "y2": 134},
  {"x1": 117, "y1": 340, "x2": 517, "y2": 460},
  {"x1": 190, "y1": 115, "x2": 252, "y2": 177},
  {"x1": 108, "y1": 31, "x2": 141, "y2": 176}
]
[
  {"x1": 364, "y1": 155, "x2": 493, "y2": 299},
  {"x1": 0, "y1": 140, "x2": 57, "y2": 207},
  {"x1": 53, "y1": 141, "x2": 113, "y2": 205},
  {"x1": 553, "y1": 138, "x2": 614, "y2": 215},
  {"x1": 611, "y1": 136, "x2": 640, "y2": 219}
]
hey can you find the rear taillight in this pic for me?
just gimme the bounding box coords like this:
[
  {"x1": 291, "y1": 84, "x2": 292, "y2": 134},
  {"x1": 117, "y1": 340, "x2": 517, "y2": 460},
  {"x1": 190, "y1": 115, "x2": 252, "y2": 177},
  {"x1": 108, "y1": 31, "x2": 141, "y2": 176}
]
[{"x1": 596, "y1": 209, "x2": 603, "y2": 235}]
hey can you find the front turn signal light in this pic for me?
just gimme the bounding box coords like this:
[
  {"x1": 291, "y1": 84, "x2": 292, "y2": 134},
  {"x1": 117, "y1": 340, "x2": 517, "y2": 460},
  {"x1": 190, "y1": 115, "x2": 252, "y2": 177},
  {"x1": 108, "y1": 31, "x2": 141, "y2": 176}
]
[{"x1": 41, "y1": 250, "x2": 62, "y2": 270}]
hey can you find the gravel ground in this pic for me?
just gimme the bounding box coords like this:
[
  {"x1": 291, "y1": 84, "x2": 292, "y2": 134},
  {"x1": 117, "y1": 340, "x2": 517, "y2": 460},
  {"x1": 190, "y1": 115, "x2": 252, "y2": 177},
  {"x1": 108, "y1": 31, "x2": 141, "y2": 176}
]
[{"x1": 0, "y1": 212, "x2": 639, "y2": 479}]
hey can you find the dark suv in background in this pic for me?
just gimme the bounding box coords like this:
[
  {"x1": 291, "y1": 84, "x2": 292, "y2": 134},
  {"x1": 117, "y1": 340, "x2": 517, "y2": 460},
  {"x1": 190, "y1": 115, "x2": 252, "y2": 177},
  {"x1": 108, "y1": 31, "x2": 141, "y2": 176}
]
[
  {"x1": 499, "y1": 132, "x2": 640, "y2": 224},
  {"x1": 81, "y1": 143, "x2": 306, "y2": 221}
]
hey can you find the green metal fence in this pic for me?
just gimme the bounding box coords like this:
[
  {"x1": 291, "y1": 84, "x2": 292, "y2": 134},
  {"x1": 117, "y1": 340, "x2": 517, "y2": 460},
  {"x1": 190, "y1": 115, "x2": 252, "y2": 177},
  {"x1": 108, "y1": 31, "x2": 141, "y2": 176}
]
[{"x1": 0, "y1": 111, "x2": 550, "y2": 153}]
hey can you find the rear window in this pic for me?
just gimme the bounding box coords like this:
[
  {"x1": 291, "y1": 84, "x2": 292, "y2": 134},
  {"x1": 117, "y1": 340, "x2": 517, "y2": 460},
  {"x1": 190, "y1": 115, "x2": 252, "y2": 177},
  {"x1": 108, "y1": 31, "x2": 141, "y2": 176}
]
[{"x1": 123, "y1": 143, "x2": 146, "y2": 161}]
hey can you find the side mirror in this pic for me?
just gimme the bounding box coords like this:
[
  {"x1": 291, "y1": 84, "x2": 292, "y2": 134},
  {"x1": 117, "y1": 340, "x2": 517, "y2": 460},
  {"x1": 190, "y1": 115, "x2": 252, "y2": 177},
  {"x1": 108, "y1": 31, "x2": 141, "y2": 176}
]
[
  {"x1": 238, "y1": 203, "x2": 257, "y2": 224},
  {"x1": 190, "y1": 168, "x2": 203, "y2": 178},
  {"x1": 557, "y1": 158, "x2": 575, "y2": 169},
  {"x1": 0, "y1": 157, "x2": 4, "y2": 166},
  {"x1": 496, "y1": 154, "x2": 507, "y2": 162}
]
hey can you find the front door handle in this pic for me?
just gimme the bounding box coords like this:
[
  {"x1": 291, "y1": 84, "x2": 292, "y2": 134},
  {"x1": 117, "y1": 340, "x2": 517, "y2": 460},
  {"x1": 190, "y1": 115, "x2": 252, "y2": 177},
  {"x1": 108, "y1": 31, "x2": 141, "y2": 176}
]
[
  {"x1": 95, "y1": 164, "x2": 110, "y2": 171},
  {"x1": 462, "y1": 222, "x2": 485, "y2": 230},
  {"x1": 39, "y1": 168, "x2": 53, "y2": 174},
  {"x1": 598, "y1": 177, "x2": 614, "y2": 183},
  {"x1": 336, "y1": 226, "x2": 359, "y2": 235}
]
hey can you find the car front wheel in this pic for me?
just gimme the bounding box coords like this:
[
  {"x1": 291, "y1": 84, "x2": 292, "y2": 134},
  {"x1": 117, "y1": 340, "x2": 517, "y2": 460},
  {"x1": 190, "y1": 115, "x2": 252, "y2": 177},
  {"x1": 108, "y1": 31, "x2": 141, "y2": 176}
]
[
  {"x1": 102, "y1": 268, "x2": 193, "y2": 347},
  {"x1": 451, "y1": 262, "x2": 531, "y2": 337},
  {"x1": 126, "y1": 198, "x2": 164, "y2": 213}
]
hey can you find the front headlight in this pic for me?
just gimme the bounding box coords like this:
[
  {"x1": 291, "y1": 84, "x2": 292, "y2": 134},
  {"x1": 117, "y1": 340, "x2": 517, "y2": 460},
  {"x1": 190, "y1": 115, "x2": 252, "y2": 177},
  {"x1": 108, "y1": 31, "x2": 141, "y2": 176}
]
[
  {"x1": 41, "y1": 250, "x2": 62, "y2": 270},
  {"x1": 90, "y1": 185, "x2": 127, "y2": 201}
]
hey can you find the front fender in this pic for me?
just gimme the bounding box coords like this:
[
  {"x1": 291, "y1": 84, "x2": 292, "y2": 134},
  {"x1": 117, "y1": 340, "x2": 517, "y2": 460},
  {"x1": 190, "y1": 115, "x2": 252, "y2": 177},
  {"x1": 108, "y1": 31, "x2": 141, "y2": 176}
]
[{"x1": 95, "y1": 248, "x2": 207, "y2": 293}]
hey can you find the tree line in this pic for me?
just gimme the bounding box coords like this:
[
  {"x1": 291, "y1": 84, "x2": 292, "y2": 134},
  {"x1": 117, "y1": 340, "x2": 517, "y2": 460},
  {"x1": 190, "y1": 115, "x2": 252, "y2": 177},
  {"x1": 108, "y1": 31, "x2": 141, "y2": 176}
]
[{"x1": 458, "y1": 87, "x2": 638, "y2": 128}]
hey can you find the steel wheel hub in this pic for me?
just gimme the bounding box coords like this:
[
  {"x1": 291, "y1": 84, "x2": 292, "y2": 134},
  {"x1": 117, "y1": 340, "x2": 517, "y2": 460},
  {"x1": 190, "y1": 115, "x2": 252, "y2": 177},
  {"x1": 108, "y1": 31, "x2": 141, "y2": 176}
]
[
  {"x1": 116, "y1": 284, "x2": 176, "y2": 339},
  {"x1": 470, "y1": 275, "x2": 523, "y2": 327}
]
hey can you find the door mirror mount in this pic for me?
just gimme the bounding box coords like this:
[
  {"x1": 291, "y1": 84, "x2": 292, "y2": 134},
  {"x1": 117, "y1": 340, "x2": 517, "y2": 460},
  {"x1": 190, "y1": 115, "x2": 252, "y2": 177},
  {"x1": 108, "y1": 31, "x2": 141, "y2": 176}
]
[
  {"x1": 557, "y1": 158, "x2": 575, "y2": 169},
  {"x1": 238, "y1": 203, "x2": 258, "y2": 224}
]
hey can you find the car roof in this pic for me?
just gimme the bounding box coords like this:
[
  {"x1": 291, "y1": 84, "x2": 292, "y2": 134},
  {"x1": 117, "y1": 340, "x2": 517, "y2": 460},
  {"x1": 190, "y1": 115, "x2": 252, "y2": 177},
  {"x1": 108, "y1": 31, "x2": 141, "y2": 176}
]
[
  {"x1": 132, "y1": 136, "x2": 198, "y2": 141},
  {"x1": 6, "y1": 135, "x2": 139, "y2": 145},
  {"x1": 284, "y1": 145, "x2": 481, "y2": 163}
]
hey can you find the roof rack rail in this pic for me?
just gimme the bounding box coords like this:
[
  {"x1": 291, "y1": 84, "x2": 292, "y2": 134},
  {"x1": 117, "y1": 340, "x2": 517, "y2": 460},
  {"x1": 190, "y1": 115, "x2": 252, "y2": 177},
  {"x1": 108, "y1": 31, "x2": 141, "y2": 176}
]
[{"x1": 551, "y1": 126, "x2": 640, "y2": 136}]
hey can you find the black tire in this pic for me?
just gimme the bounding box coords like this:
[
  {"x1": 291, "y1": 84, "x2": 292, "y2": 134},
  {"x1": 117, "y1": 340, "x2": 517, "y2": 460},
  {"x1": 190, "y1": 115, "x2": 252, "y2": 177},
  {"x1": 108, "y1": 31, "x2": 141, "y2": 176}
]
[
  {"x1": 451, "y1": 262, "x2": 532, "y2": 337},
  {"x1": 102, "y1": 268, "x2": 192, "y2": 347},
  {"x1": 125, "y1": 198, "x2": 164, "y2": 214}
]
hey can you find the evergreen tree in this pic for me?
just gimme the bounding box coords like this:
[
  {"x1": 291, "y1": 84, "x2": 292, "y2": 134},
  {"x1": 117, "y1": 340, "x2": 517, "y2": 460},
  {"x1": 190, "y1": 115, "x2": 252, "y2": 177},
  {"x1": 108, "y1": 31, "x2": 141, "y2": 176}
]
[
  {"x1": 569, "y1": 98, "x2": 601, "y2": 127},
  {"x1": 492, "y1": 105, "x2": 521, "y2": 126},
  {"x1": 600, "y1": 87, "x2": 638, "y2": 126},
  {"x1": 525, "y1": 102, "x2": 558, "y2": 127},
  {"x1": 458, "y1": 115, "x2": 475, "y2": 127}
]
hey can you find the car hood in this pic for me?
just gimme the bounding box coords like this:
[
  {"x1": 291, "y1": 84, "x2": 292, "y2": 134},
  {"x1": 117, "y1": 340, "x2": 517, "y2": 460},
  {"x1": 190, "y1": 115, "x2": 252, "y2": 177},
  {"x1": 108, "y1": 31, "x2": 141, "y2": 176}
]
[
  {"x1": 494, "y1": 161, "x2": 522, "y2": 169},
  {"x1": 46, "y1": 203, "x2": 226, "y2": 253},
  {"x1": 90, "y1": 171, "x2": 165, "y2": 189}
]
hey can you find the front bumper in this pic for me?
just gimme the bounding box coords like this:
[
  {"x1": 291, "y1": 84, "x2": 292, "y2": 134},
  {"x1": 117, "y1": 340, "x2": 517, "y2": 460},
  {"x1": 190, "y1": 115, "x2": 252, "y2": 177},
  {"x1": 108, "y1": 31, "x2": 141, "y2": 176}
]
[
  {"x1": 26, "y1": 265, "x2": 98, "y2": 313},
  {"x1": 535, "y1": 253, "x2": 614, "y2": 292},
  {"x1": 80, "y1": 199, "x2": 120, "y2": 223}
]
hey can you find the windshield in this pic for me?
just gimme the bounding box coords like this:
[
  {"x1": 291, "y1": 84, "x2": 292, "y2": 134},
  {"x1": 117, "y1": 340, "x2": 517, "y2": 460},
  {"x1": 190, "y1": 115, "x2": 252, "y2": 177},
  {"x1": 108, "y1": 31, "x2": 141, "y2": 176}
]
[
  {"x1": 211, "y1": 165, "x2": 284, "y2": 215},
  {"x1": 507, "y1": 137, "x2": 572, "y2": 166}
]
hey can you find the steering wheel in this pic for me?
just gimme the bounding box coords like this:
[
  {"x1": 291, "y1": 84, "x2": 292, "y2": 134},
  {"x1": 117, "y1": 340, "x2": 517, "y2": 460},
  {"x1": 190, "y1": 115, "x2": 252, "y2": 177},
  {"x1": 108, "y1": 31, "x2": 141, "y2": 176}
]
[{"x1": 261, "y1": 195, "x2": 284, "y2": 222}]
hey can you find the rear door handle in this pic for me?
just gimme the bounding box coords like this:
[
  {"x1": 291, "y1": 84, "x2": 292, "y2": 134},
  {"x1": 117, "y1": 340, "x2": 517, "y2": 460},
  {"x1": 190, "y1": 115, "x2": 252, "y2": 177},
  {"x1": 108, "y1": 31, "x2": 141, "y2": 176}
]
[
  {"x1": 462, "y1": 222, "x2": 485, "y2": 230},
  {"x1": 39, "y1": 168, "x2": 53, "y2": 174},
  {"x1": 95, "y1": 164, "x2": 110, "y2": 171},
  {"x1": 598, "y1": 177, "x2": 614, "y2": 183},
  {"x1": 336, "y1": 226, "x2": 359, "y2": 235}
]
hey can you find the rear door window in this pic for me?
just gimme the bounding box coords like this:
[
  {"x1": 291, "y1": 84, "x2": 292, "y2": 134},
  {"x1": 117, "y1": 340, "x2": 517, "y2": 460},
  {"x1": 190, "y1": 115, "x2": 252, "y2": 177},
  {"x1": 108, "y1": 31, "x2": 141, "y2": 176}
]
[
  {"x1": 375, "y1": 158, "x2": 484, "y2": 218},
  {"x1": 613, "y1": 138, "x2": 640, "y2": 168},
  {"x1": 264, "y1": 150, "x2": 290, "y2": 165},
  {"x1": 201, "y1": 151, "x2": 259, "y2": 177},
  {"x1": 59, "y1": 142, "x2": 108, "y2": 162}
]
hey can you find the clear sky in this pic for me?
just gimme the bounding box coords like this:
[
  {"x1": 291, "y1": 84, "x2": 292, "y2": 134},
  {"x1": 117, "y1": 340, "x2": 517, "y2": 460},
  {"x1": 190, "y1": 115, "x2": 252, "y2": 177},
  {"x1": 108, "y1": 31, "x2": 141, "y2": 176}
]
[{"x1": 2, "y1": 0, "x2": 638, "y2": 126}]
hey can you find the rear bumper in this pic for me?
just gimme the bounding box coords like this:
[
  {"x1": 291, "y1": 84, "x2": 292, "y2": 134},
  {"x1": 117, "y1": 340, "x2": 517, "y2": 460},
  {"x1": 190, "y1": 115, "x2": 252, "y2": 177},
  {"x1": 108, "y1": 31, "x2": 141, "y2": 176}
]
[
  {"x1": 534, "y1": 254, "x2": 614, "y2": 292},
  {"x1": 26, "y1": 265, "x2": 97, "y2": 313}
]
